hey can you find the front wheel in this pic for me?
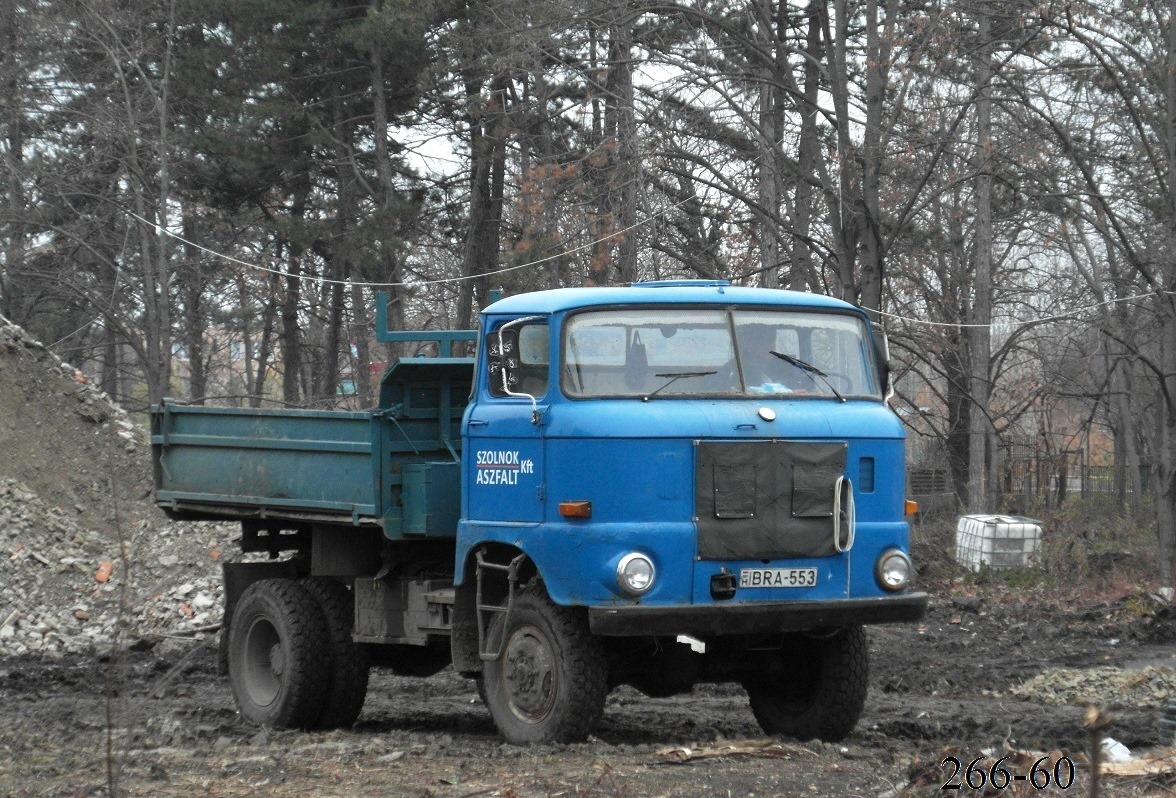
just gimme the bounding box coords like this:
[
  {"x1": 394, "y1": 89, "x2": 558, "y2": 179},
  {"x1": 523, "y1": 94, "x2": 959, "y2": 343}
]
[
  {"x1": 744, "y1": 626, "x2": 868, "y2": 742},
  {"x1": 228, "y1": 578, "x2": 329, "y2": 729},
  {"x1": 481, "y1": 585, "x2": 607, "y2": 744}
]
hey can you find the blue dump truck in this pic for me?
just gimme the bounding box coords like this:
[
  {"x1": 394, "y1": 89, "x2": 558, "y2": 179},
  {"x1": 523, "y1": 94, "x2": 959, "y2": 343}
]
[{"x1": 151, "y1": 280, "x2": 927, "y2": 744}]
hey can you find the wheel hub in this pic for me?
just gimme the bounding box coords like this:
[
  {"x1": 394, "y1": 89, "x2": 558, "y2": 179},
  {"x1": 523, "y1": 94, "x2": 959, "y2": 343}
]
[
  {"x1": 269, "y1": 643, "x2": 285, "y2": 677},
  {"x1": 241, "y1": 617, "x2": 283, "y2": 707},
  {"x1": 503, "y1": 627, "x2": 556, "y2": 720}
]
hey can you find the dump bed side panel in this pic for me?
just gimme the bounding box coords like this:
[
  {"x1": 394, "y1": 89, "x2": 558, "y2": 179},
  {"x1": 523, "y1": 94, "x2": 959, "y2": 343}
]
[
  {"x1": 151, "y1": 403, "x2": 380, "y2": 523},
  {"x1": 151, "y1": 359, "x2": 475, "y2": 531}
]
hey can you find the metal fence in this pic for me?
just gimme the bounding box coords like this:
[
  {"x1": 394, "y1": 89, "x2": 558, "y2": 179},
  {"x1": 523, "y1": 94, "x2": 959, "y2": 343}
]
[
  {"x1": 905, "y1": 442, "x2": 1150, "y2": 512},
  {"x1": 999, "y1": 446, "x2": 1149, "y2": 509}
]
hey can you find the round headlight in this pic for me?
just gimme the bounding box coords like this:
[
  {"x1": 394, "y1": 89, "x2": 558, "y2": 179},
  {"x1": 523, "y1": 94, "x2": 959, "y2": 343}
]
[
  {"x1": 616, "y1": 553, "x2": 655, "y2": 596},
  {"x1": 875, "y1": 549, "x2": 912, "y2": 592}
]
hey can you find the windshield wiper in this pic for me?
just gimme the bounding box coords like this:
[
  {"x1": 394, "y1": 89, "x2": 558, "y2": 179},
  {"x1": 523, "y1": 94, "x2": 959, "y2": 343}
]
[
  {"x1": 643, "y1": 371, "x2": 716, "y2": 401},
  {"x1": 769, "y1": 351, "x2": 845, "y2": 402}
]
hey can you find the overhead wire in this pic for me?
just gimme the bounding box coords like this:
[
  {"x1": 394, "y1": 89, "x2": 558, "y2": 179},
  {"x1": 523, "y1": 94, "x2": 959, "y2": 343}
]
[
  {"x1": 865, "y1": 289, "x2": 1176, "y2": 331},
  {"x1": 124, "y1": 193, "x2": 699, "y2": 289},
  {"x1": 123, "y1": 213, "x2": 1172, "y2": 332}
]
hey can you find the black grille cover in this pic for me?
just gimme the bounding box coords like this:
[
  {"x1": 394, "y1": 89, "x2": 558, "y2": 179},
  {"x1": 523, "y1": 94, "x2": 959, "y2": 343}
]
[{"x1": 695, "y1": 440, "x2": 847, "y2": 560}]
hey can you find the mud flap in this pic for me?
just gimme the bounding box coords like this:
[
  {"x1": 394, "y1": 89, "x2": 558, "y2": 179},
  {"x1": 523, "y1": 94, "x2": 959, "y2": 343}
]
[{"x1": 219, "y1": 560, "x2": 298, "y2": 674}]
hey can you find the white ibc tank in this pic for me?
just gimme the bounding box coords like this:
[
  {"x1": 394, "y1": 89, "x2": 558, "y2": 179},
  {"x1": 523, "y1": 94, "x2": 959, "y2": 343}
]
[{"x1": 955, "y1": 514, "x2": 1042, "y2": 572}]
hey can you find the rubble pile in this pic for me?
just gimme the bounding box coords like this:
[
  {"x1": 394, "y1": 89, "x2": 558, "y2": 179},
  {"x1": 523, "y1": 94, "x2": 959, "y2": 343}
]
[
  {"x1": 1010, "y1": 665, "x2": 1176, "y2": 708},
  {"x1": 0, "y1": 320, "x2": 138, "y2": 445},
  {"x1": 0, "y1": 314, "x2": 232, "y2": 657}
]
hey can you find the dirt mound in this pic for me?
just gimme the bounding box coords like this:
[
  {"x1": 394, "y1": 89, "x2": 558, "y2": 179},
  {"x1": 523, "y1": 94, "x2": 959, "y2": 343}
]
[
  {"x1": 0, "y1": 314, "x2": 232, "y2": 657},
  {"x1": 0, "y1": 318, "x2": 150, "y2": 532}
]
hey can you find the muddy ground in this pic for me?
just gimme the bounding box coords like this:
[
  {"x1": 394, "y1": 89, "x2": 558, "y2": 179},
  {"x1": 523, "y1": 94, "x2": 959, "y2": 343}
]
[{"x1": 2, "y1": 583, "x2": 1175, "y2": 798}]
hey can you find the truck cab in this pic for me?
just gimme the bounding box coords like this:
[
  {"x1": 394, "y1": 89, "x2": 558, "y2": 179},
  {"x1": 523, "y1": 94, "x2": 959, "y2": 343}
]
[{"x1": 455, "y1": 281, "x2": 925, "y2": 743}]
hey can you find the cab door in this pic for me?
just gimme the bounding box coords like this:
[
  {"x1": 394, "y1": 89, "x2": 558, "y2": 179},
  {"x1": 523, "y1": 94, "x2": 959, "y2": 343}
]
[{"x1": 464, "y1": 317, "x2": 550, "y2": 524}]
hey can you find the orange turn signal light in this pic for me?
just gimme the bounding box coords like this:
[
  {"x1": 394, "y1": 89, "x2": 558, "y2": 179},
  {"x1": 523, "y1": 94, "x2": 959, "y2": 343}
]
[
  {"x1": 559, "y1": 500, "x2": 593, "y2": 519},
  {"x1": 904, "y1": 500, "x2": 919, "y2": 516}
]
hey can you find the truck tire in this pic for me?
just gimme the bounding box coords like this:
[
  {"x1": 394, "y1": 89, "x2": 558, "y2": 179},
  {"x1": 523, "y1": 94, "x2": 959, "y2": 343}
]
[
  {"x1": 228, "y1": 578, "x2": 329, "y2": 729},
  {"x1": 744, "y1": 625, "x2": 868, "y2": 742},
  {"x1": 482, "y1": 585, "x2": 608, "y2": 744},
  {"x1": 300, "y1": 577, "x2": 369, "y2": 729}
]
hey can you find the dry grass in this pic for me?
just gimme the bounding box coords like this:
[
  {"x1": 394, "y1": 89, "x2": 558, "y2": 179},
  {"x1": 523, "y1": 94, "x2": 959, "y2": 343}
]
[{"x1": 911, "y1": 494, "x2": 1161, "y2": 603}]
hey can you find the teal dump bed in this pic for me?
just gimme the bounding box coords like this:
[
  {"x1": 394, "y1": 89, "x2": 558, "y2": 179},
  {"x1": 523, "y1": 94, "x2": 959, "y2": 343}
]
[
  {"x1": 151, "y1": 358, "x2": 473, "y2": 535},
  {"x1": 152, "y1": 403, "x2": 379, "y2": 521}
]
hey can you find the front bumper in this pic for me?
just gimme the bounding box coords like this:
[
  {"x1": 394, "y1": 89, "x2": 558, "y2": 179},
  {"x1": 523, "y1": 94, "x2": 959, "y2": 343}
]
[{"x1": 588, "y1": 592, "x2": 928, "y2": 637}]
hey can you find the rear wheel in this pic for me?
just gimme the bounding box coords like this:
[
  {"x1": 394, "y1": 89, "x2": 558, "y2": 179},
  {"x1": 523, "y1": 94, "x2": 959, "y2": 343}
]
[
  {"x1": 299, "y1": 577, "x2": 368, "y2": 729},
  {"x1": 482, "y1": 585, "x2": 607, "y2": 744},
  {"x1": 228, "y1": 578, "x2": 328, "y2": 729},
  {"x1": 744, "y1": 626, "x2": 868, "y2": 742}
]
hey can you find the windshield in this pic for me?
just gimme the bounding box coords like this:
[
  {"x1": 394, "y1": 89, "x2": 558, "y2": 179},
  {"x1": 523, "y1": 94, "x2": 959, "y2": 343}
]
[{"x1": 562, "y1": 308, "x2": 881, "y2": 400}]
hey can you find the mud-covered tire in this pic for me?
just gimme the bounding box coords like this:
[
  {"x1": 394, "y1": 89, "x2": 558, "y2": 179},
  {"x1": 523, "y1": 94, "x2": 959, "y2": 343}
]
[
  {"x1": 299, "y1": 577, "x2": 369, "y2": 729},
  {"x1": 482, "y1": 585, "x2": 608, "y2": 745},
  {"x1": 217, "y1": 625, "x2": 230, "y2": 677},
  {"x1": 745, "y1": 625, "x2": 868, "y2": 742},
  {"x1": 228, "y1": 578, "x2": 329, "y2": 729}
]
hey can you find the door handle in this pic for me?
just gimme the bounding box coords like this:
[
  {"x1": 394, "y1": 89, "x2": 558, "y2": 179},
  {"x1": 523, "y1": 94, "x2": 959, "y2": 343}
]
[{"x1": 467, "y1": 419, "x2": 488, "y2": 427}]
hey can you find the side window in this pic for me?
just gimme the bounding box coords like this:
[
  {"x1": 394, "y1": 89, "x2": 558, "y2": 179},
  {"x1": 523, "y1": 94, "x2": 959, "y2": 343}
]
[{"x1": 488, "y1": 322, "x2": 549, "y2": 397}]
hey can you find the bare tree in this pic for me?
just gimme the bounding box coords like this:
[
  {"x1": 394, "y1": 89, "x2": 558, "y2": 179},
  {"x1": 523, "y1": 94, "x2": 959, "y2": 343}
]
[
  {"x1": 1016, "y1": 0, "x2": 1176, "y2": 583},
  {"x1": 968, "y1": 11, "x2": 995, "y2": 512}
]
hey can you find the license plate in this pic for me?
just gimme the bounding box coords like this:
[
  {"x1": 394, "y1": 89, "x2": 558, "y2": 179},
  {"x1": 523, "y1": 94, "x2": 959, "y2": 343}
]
[{"x1": 738, "y1": 567, "x2": 818, "y2": 588}]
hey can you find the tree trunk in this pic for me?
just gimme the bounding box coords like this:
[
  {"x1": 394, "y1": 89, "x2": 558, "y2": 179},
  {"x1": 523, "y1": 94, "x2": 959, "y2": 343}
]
[
  {"x1": 321, "y1": 279, "x2": 345, "y2": 406},
  {"x1": 369, "y1": 0, "x2": 406, "y2": 359},
  {"x1": 350, "y1": 281, "x2": 374, "y2": 407},
  {"x1": 180, "y1": 274, "x2": 206, "y2": 403},
  {"x1": 1158, "y1": 0, "x2": 1176, "y2": 587},
  {"x1": 1077, "y1": 219, "x2": 1144, "y2": 517},
  {"x1": 1114, "y1": 351, "x2": 1145, "y2": 517},
  {"x1": 486, "y1": 76, "x2": 508, "y2": 294},
  {"x1": 281, "y1": 239, "x2": 304, "y2": 406},
  {"x1": 250, "y1": 273, "x2": 281, "y2": 408},
  {"x1": 754, "y1": 0, "x2": 783, "y2": 289},
  {"x1": 946, "y1": 342, "x2": 972, "y2": 506},
  {"x1": 457, "y1": 72, "x2": 506, "y2": 326},
  {"x1": 607, "y1": 15, "x2": 639, "y2": 284},
  {"x1": 587, "y1": 21, "x2": 610, "y2": 287},
  {"x1": 1159, "y1": 304, "x2": 1176, "y2": 587},
  {"x1": 315, "y1": 79, "x2": 361, "y2": 407},
  {"x1": 821, "y1": 0, "x2": 861, "y2": 301},
  {"x1": 858, "y1": 0, "x2": 889, "y2": 315},
  {"x1": 236, "y1": 276, "x2": 255, "y2": 406},
  {"x1": 0, "y1": 0, "x2": 26, "y2": 323},
  {"x1": 967, "y1": 13, "x2": 994, "y2": 513},
  {"x1": 180, "y1": 213, "x2": 207, "y2": 404},
  {"x1": 101, "y1": 323, "x2": 119, "y2": 403},
  {"x1": 143, "y1": 0, "x2": 177, "y2": 405},
  {"x1": 791, "y1": 0, "x2": 823, "y2": 292},
  {"x1": 133, "y1": 185, "x2": 169, "y2": 404},
  {"x1": 1111, "y1": 365, "x2": 1144, "y2": 516}
]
